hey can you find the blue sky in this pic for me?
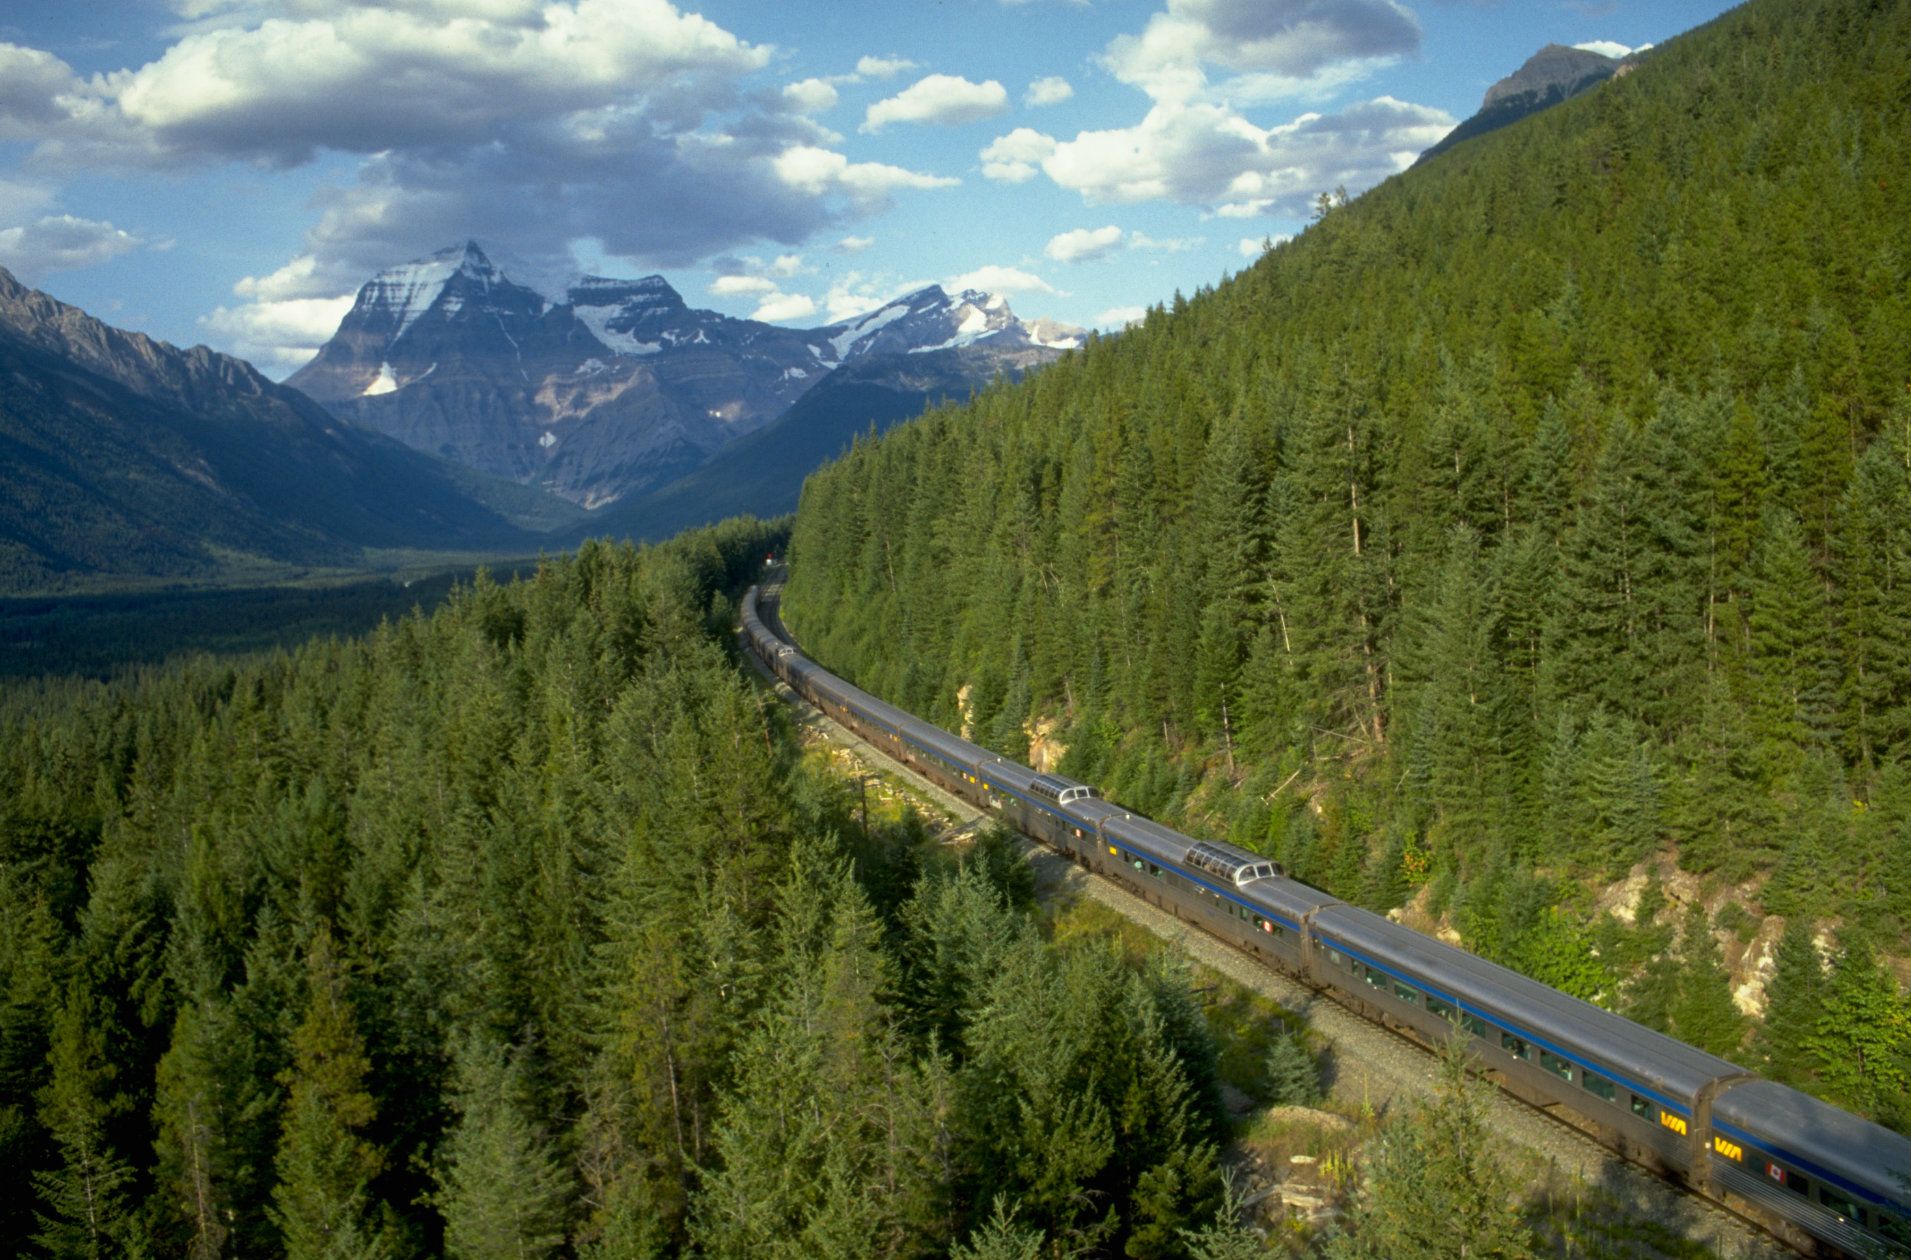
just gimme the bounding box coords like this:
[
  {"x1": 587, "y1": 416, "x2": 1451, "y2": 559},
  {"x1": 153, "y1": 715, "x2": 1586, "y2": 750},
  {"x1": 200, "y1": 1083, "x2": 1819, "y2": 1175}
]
[{"x1": 0, "y1": 0, "x2": 1738, "y2": 377}]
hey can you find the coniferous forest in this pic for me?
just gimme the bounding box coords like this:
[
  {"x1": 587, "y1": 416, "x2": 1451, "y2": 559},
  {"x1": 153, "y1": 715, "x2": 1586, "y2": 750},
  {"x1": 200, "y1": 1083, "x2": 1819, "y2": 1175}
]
[
  {"x1": 784, "y1": 0, "x2": 1911, "y2": 1128},
  {"x1": 0, "y1": 523, "x2": 1269, "y2": 1258}
]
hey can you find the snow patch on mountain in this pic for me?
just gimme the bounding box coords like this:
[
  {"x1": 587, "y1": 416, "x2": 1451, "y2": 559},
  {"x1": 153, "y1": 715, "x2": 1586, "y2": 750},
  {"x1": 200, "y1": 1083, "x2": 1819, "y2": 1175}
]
[
  {"x1": 571, "y1": 301, "x2": 662, "y2": 356},
  {"x1": 362, "y1": 362, "x2": 398, "y2": 396},
  {"x1": 359, "y1": 242, "x2": 499, "y2": 344}
]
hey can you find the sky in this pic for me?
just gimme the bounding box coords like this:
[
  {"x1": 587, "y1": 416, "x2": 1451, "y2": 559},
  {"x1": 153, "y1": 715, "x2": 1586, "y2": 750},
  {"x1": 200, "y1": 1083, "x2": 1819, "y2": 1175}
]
[{"x1": 0, "y1": 0, "x2": 1740, "y2": 379}]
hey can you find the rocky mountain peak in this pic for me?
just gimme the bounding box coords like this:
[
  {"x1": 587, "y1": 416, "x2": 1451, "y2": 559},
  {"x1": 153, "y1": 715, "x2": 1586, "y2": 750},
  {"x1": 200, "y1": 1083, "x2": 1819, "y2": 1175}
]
[{"x1": 1482, "y1": 43, "x2": 1621, "y2": 110}]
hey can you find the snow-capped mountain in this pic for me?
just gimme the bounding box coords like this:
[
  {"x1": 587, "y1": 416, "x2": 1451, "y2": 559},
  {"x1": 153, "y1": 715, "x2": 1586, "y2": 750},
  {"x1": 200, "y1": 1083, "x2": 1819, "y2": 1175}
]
[
  {"x1": 821, "y1": 285, "x2": 1084, "y2": 363},
  {"x1": 290, "y1": 242, "x2": 1082, "y2": 509}
]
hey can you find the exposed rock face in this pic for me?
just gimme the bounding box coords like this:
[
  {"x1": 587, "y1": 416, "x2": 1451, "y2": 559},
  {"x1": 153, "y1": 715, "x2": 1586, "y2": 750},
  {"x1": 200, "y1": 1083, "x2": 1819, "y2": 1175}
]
[{"x1": 1417, "y1": 43, "x2": 1623, "y2": 165}]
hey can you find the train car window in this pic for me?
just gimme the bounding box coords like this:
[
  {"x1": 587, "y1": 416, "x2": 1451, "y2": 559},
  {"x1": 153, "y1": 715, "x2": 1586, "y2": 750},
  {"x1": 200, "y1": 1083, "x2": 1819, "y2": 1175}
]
[
  {"x1": 1393, "y1": 981, "x2": 1420, "y2": 1006},
  {"x1": 1425, "y1": 994, "x2": 1454, "y2": 1020},
  {"x1": 1499, "y1": 1032, "x2": 1531, "y2": 1060},
  {"x1": 1877, "y1": 1212, "x2": 1910, "y2": 1244},
  {"x1": 1461, "y1": 1014, "x2": 1488, "y2": 1038},
  {"x1": 1819, "y1": 1188, "x2": 1860, "y2": 1221},
  {"x1": 1581, "y1": 1071, "x2": 1616, "y2": 1102},
  {"x1": 1148, "y1": 863, "x2": 1162, "y2": 878},
  {"x1": 1539, "y1": 1051, "x2": 1576, "y2": 1084},
  {"x1": 1629, "y1": 1094, "x2": 1651, "y2": 1119},
  {"x1": 1133, "y1": 859, "x2": 1146, "y2": 872},
  {"x1": 1326, "y1": 947, "x2": 1348, "y2": 968},
  {"x1": 1363, "y1": 966, "x2": 1386, "y2": 991}
]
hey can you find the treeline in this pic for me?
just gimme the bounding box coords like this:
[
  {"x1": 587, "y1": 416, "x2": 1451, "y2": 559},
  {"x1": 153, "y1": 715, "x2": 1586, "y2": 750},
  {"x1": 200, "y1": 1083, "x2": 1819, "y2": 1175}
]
[
  {"x1": 0, "y1": 518, "x2": 1258, "y2": 1258},
  {"x1": 783, "y1": 0, "x2": 1911, "y2": 1124}
]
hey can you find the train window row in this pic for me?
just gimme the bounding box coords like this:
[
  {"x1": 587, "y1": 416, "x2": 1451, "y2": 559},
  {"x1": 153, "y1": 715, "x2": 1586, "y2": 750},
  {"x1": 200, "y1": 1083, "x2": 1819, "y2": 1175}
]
[{"x1": 1324, "y1": 946, "x2": 1654, "y2": 1126}]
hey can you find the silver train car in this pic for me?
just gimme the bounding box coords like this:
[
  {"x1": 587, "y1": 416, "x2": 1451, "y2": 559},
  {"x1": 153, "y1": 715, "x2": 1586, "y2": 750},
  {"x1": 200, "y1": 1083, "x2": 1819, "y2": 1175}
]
[{"x1": 741, "y1": 586, "x2": 1911, "y2": 1259}]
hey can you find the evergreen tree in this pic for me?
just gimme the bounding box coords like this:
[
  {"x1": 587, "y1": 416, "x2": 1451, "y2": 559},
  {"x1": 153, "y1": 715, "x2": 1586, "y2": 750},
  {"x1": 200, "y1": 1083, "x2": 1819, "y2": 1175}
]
[
  {"x1": 1755, "y1": 917, "x2": 1825, "y2": 1086},
  {"x1": 1262, "y1": 1030, "x2": 1322, "y2": 1107},
  {"x1": 1667, "y1": 904, "x2": 1745, "y2": 1059},
  {"x1": 33, "y1": 990, "x2": 138, "y2": 1260},
  {"x1": 950, "y1": 1197, "x2": 1044, "y2": 1260},
  {"x1": 433, "y1": 1036, "x2": 570, "y2": 1260},
  {"x1": 1328, "y1": 1039, "x2": 1539, "y2": 1260},
  {"x1": 270, "y1": 926, "x2": 391, "y2": 1260}
]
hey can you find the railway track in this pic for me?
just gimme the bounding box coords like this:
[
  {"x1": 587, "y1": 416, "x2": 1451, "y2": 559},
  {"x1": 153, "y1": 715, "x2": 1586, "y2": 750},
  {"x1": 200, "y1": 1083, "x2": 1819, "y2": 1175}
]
[{"x1": 742, "y1": 580, "x2": 1792, "y2": 1259}]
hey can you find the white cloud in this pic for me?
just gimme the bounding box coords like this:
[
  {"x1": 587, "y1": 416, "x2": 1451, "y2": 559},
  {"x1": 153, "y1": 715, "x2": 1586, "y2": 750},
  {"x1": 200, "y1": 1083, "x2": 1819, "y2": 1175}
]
[
  {"x1": 1025, "y1": 75, "x2": 1074, "y2": 107},
  {"x1": 1046, "y1": 225, "x2": 1124, "y2": 263},
  {"x1": 751, "y1": 290, "x2": 817, "y2": 322},
  {"x1": 0, "y1": 1, "x2": 903, "y2": 298},
  {"x1": 0, "y1": 175, "x2": 57, "y2": 223},
  {"x1": 1040, "y1": 96, "x2": 1451, "y2": 213},
  {"x1": 95, "y1": 0, "x2": 770, "y2": 164},
  {"x1": 1103, "y1": 0, "x2": 1421, "y2": 106},
  {"x1": 773, "y1": 145, "x2": 959, "y2": 204},
  {"x1": 1096, "y1": 304, "x2": 1147, "y2": 328},
  {"x1": 232, "y1": 252, "x2": 331, "y2": 300},
  {"x1": 1573, "y1": 40, "x2": 1632, "y2": 59},
  {"x1": 710, "y1": 274, "x2": 778, "y2": 296},
  {"x1": 0, "y1": 215, "x2": 145, "y2": 280},
  {"x1": 862, "y1": 74, "x2": 1009, "y2": 134},
  {"x1": 821, "y1": 272, "x2": 928, "y2": 322},
  {"x1": 856, "y1": 55, "x2": 919, "y2": 80},
  {"x1": 979, "y1": 127, "x2": 1057, "y2": 183},
  {"x1": 946, "y1": 264, "x2": 1056, "y2": 295},
  {"x1": 1129, "y1": 230, "x2": 1200, "y2": 252},
  {"x1": 835, "y1": 235, "x2": 874, "y2": 254},
  {"x1": 783, "y1": 77, "x2": 840, "y2": 115},
  {"x1": 198, "y1": 292, "x2": 355, "y2": 374}
]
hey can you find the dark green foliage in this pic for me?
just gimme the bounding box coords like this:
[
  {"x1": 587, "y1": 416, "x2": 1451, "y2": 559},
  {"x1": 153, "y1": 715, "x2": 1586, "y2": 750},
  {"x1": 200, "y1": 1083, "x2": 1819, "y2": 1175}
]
[
  {"x1": 0, "y1": 514, "x2": 1244, "y2": 1255},
  {"x1": 780, "y1": 0, "x2": 1911, "y2": 1127},
  {"x1": 1755, "y1": 917, "x2": 1825, "y2": 1086}
]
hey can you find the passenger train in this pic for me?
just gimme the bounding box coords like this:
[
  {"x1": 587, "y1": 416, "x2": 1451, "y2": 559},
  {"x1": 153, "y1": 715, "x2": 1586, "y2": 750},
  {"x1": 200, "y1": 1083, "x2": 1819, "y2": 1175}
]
[{"x1": 742, "y1": 584, "x2": 1911, "y2": 1259}]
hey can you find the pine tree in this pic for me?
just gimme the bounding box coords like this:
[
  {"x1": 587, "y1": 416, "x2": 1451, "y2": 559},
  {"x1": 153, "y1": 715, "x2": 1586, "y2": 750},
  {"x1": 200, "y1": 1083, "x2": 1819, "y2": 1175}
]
[
  {"x1": 1328, "y1": 1038, "x2": 1538, "y2": 1260},
  {"x1": 1667, "y1": 904, "x2": 1745, "y2": 1059},
  {"x1": 33, "y1": 990, "x2": 138, "y2": 1260},
  {"x1": 1754, "y1": 917, "x2": 1824, "y2": 1086},
  {"x1": 1262, "y1": 1030, "x2": 1322, "y2": 1107},
  {"x1": 1808, "y1": 928, "x2": 1909, "y2": 1113},
  {"x1": 951, "y1": 1197, "x2": 1044, "y2": 1260},
  {"x1": 270, "y1": 926, "x2": 391, "y2": 1260},
  {"x1": 433, "y1": 1036, "x2": 570, "y2": 1260}
]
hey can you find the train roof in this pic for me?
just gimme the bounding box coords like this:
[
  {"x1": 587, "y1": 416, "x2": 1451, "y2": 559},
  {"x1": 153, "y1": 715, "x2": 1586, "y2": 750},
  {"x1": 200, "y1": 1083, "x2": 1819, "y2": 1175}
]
[
  {"x1": 1243, "y1": 875, "x2": 1340, "y2": 923},
  {"x1": 1713, "y1": 1078, "x2": 1911, "y2": 1208},
  {"x1": 1314, "y1": 903, "x2": 1743, "y2": 1103},
  {"x1": 1103, "y1": 811, "x2": 1198, "y2": 861}
]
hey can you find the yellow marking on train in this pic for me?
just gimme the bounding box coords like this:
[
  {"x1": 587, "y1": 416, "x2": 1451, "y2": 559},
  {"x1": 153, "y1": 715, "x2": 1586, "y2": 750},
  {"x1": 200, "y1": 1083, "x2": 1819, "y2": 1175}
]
[
  {"x1": 1713, "y1": 1136, "x2": 1743, "y2": 1161},
  {"x1": 1660, "y1": 1111, "x2": 1688, "y2": 1136}
]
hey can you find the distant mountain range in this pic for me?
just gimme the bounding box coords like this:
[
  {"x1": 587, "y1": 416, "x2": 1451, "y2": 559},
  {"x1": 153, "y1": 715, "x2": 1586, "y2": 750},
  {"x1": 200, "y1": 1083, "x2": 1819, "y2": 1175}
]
[
  {"x1": 289, "y1": 242, "x2": 1083, "y2": 511},
  {"x1": 1417, "y1": 43, "x2": 1628, "y2": 165},
  {"x1": 0, "y1": 265, "x2": 570, "y2": 592}
]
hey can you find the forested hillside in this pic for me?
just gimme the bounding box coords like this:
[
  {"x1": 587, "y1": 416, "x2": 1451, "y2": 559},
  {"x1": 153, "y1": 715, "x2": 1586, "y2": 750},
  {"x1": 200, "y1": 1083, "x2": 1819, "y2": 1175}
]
[
  {"x1": 0, "y1": 522, "x2": 1252, "y2": 1258},
  {"x1": 784, "y1": 0, "x2": 1911, "y2": 1126}
]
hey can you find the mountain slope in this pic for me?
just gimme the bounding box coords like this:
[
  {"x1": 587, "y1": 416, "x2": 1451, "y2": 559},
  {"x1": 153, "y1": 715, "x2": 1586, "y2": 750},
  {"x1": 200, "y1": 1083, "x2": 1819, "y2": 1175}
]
[
  {"x1": 0, "y1": 267, "x2": 563, "y2": 592},
  {"x1": 780, "y1": 0, "x2": 1911, "y2": 1108},
  {"x1": 582, "y1": 342, "x2": 1057, "y2": 545}
]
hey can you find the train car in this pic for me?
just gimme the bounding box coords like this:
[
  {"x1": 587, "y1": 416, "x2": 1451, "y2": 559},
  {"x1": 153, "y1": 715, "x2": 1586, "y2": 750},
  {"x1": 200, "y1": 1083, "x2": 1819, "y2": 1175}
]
[
  {"x1": 1709, "y1": 1080, "x2": 1911, "y2": 1256},
  {"x1": 739, "y1": 586, "x2": 1911, "y2": 1259}
]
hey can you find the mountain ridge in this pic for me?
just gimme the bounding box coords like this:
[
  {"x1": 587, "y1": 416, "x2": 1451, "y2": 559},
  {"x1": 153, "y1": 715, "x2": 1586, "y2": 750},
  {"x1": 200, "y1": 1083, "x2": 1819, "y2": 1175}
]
[
  {"x1": 0, "y1": 264, "x2": 567, "y2": 593},
  {"x1": 289, "y1": 242, "x2": 1084, "y2": 511}
]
